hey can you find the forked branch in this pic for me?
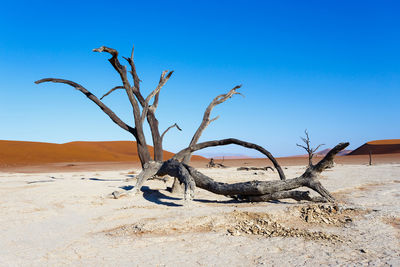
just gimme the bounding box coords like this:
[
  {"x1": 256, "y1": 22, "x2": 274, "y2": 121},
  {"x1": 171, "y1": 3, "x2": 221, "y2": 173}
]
[
  {"x1": 182, "y1": 85, "x2": 243, "y2": 163},
  {"x1": 161, "y1": 123, "x2": 182, "y2": 141},
  {"x1": 140, "y1": 70, "x2": 174, "y2": 123}
]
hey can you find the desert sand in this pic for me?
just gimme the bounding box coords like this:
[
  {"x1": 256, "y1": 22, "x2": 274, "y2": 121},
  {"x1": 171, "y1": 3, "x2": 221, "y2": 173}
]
[{"x1": 1, "y1": 159, "x2": 400, "y2": 266}]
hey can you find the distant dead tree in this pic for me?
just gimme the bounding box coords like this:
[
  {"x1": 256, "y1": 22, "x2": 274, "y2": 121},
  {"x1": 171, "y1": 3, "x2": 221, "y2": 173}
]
[
  {"x1": 367, "y1": 144, "x2": 373, "y2": 166},
  {"x1": 297, "y1": 130, "x2": 325, "y2": 167},
  {"x1": 206, "y1": 158, "x2": 226, "y2": 168},
  {"x1": 36, "y1": 45, "x2": 349, "y2": 204}
]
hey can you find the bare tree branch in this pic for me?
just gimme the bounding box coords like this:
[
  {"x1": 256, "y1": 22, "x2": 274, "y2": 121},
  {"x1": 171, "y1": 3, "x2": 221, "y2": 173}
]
[
  {"x1": 121, "y1": 45, "x2": 167, "y2": 162},
  {"x1": 93, "y1": 46, "x2": 151, "y2": 165},
  {"x1": 152, "y1": 89, "x2": 161, "y2": 110},
  {"x1": 209, "y1": 115, "x2": 220, "y2": 124},
  {"x1": 311, "y1": 142, "x2": 349, "y2": 173},
  {"x1": 93, "y1": 46, "x2": 138, "y2": 110},
  {"x1": 100, "y1": 86, "x2": 124, "y2": 100},
  {"x1": 174, "y1": 138, "x2": 286, "y2": 180},
  {"x1": 313, "y1": 143, "x2": 325, "y2": 153},
  {"x1": 140, "y1": 70, "x2": 174, "y2": 123},
  {"x1": 34, "y1": 78, "x2": 136, "y2": 135},
  {"x1": 296, "y1": 144, "x2": 308, "y2": 150},
  {"x1": 161, "y1": 123, "x2": 182, "y2": 141},
  {"x1": 149, "y1": 70, "x2": 174, "y2": 113},
  {"x1": 297, "y1": 129, "x2": 324, "y2": 167},
  {"x1": 182, "y1": 85, "x2": 243, "y2": 164},
  {"x1": 122, "y1": 44, "x2": 141, "y2": 94}
]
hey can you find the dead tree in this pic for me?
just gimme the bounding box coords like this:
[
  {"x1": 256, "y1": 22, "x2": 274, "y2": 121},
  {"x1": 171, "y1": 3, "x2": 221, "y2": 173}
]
[
  {"x1": 367, "y1": 144, "x2": 373, "y2": 166},
  {"x1": 296, "y1": 129, "x2": 325, "y2": 167},
  {"x1": 36, "y1": 45, "x2": 349, "y2": 204},
  {"x1": 206, "y1": 158, "x2": 227, "y2": 168},
  {"x1": 207, "y1": 158, "x2": 216, "y2": 168}
]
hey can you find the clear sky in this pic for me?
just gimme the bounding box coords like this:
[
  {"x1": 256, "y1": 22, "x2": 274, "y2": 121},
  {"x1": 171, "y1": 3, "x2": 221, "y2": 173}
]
[{"x1": 0, "y1": 0, "x2": 399, "y2": 157}]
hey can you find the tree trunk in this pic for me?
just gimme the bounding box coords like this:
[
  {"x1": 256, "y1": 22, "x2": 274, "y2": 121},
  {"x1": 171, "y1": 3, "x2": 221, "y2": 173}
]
[
  {"x1": 135, "y1": 137, "x2": 152, "y2": 167},
  {"x1": 147, "y1": 112, "x2": 163, "y2": 161},
  {"x1": 308, "y1": 154, "x2": 313, "y2": 168}
]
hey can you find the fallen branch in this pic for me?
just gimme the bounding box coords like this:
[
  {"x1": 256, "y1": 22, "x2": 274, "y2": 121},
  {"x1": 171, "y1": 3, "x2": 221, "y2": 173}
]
[
  {"x1": 237, "y1": 166, "x2": 274, "y2": 171},
  {"x1": 129, "y1": 142, "x2": 348, "y2": 203}
]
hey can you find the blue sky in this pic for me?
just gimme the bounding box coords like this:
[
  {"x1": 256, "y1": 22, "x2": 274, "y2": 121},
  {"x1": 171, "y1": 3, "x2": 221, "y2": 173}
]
[{"x1": 0, "y1": 0, "x2": 399, "y2": 157}]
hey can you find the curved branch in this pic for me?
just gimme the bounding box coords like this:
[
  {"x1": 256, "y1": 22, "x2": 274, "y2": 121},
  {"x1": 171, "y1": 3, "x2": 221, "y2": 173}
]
[
  {"x1": 34, "y1": 78, "x2": 136, "y2": 135},
  {"x1": 100, "y1": 86, "x2": 124, "y2": 100},
  {"x1": 161, "y1": 123, "x2": 182, "y2": 141},
  {"x1": 182, "y1": 85, "x2": 243, "y2": 163},
  {"x1": 174, "y1": 138, "x2": 286, "y2": 180},
  {"x1": 312, "y1": 142, "x2": 349, "y2": 173}
]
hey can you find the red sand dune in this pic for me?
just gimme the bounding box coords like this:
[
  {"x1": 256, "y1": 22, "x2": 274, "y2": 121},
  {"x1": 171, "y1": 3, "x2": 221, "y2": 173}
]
[
  {"x1": 367, "y1": 139, "x2": 400, "y2": 145},
  {"x1": 1, "y1": 139, "x2": 399, "y2": 173},
  {"x1": 0, "y1": 140, "x2": 205, "y2": 167},
  {"x1": 348, "y1": 139, "x2": 400, "y2": 155}
]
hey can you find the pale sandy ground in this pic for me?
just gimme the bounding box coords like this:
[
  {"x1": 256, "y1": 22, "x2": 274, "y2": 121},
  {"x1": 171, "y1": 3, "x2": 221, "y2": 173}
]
[{"x1": 1, "y1": 163, "x2": 400, "y2": 266}]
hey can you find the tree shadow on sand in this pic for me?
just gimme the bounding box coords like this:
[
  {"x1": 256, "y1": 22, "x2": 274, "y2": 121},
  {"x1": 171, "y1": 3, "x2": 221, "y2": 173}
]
[{"x1": 118, "y1": 185, "x2": 265, "y2": 207}]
